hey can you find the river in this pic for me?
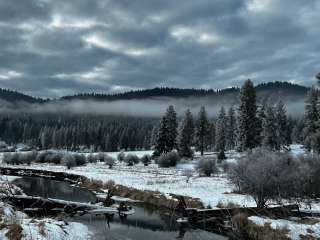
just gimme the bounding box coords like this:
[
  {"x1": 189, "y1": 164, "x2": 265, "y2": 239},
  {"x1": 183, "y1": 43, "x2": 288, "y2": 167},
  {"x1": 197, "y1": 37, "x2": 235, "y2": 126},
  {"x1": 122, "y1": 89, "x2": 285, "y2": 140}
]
[{"x1": 10, "y1": 176, "x2": 228, "y2": 240}]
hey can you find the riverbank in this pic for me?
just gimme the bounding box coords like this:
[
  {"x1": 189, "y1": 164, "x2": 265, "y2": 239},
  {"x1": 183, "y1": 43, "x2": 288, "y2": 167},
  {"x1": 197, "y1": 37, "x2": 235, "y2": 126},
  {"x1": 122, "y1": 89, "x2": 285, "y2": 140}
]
[{"x1": 0, "y1": 177, "x2": 92, "y2": 240}]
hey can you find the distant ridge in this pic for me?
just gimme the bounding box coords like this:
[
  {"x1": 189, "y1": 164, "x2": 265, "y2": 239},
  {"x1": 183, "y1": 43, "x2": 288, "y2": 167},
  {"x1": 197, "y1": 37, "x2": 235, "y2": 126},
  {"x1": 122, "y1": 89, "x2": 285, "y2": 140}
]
[
  {"x1": 0, "y1": 88, "x2": 44, "y2": 104},
  {"x1": 60, "y1": 81, "x2": 309, "y2": 102},
  {"x1": 0, "y1": 81, "x2": 310, "y2": 104}
]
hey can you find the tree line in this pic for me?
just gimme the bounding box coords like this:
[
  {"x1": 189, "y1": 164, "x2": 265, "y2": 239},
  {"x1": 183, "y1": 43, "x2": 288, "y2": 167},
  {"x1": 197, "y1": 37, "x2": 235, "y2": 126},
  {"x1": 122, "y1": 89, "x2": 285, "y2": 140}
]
[
  {"x1": 0, "y1": 79, "x2": 311, "y2": 154},
  {"x1": 154, "y1": 80, "x2": 301, "y2": 158}
]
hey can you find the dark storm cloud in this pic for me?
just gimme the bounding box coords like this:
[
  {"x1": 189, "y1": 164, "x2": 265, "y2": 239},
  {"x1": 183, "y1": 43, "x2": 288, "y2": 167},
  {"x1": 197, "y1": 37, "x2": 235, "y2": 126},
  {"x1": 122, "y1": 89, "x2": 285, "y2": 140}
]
[{"x1": 0, "y1": 0, "x2": 319, "y2": 97}]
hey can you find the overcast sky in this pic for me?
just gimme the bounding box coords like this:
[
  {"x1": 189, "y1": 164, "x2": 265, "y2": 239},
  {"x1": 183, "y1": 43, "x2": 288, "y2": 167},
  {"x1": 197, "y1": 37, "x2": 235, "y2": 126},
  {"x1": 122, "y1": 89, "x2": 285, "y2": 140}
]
[{"x1": 0, "y1": 0, "x2": 319, "y2": 98}]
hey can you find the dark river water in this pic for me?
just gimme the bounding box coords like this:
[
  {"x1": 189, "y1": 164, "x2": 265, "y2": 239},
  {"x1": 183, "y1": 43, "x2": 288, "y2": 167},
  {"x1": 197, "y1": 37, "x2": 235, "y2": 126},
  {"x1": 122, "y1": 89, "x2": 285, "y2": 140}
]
[{"x1": 11, "y1": 176, "x2": 228, "y2": 240}]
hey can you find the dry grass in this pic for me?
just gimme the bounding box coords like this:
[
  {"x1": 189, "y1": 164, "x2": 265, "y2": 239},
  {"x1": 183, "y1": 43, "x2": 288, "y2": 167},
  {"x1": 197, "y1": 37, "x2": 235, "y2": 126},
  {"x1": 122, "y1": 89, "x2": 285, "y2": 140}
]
[
  {"x1": 216, "y1": 200, "x2": 240, "y2": 209},
  {"x1": 294, "y1": 218, "x2": 320, "y2": 225},
  {"x1": 80, "y1": 176, "x2": 203, "y2": 209},
  {"x1": 300, "y1": 234, "x2": 317, "y2": 240},
  {"x1": 5, "y1": 222, "x2": 23, "y2": 240},
  {"x1": 231, "y1": 213, "x2": 290, "y2": 240},
  {"x1": 38, "y1": 221, "x2": 46, "y2": 236},
  {"x1": 246, "y1": 222, "x2": 290, "y2": 240}
]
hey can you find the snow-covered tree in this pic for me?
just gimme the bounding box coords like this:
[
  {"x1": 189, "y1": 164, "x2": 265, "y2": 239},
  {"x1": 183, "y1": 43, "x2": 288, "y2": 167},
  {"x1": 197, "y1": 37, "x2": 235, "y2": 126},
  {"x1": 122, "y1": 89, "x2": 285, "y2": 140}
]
[
  {"x1": 195, "y1": 106, "x2": 209, "y2": 156},
  {"x1": 275, "y1": 101, "x2": 288, "y2": 148},
  {"x1": 226, "y1": 107, "x2": 237, "y2": 150},
  {"x1": 216, "y1": 107, "x2": 227, "y2": 153},
  {"x1": 303, "y1": 88, "x2": 319, "y2": 151},
  {"x1": 238, "y1": 80, "x2": 260, "y2": 151},
  {"x1": 178, "y1": 109, "x2": 195, "y2": 158},
  {"x1": 154, "y1": 105, "x2": 178, "y2": 156},
  {"x1": 262, "y1": 106, "x2": 278, "y2": 150}
]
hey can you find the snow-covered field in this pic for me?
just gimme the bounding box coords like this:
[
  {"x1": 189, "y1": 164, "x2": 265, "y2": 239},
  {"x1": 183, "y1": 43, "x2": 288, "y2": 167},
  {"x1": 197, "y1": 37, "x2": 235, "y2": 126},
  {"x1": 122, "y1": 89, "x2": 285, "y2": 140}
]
[
  {"x1": 1, "y1": 144, "x2": 320, "y2": 240},
  {"x1": 0, "y1": 145, "x2": 312, "y2": 208}
]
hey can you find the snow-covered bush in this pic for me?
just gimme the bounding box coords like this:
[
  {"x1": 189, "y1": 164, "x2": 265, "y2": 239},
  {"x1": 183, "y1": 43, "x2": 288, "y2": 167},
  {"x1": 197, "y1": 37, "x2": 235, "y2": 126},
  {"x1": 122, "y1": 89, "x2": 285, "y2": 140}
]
[
  {"x1": 73, "y1": 154, "x2": 86, "y2": 166},
  {"x1": 182, "y1": 169, "x2": 193, "y2": 183},
  {"x1": 35, "y1": 151, "x2": 51, "y2": 163},
  {"x1": 217, "y1": 150, "x2": 226, "y2": 162},
  {"x1": 97, "y1": 152, "x2": 105, "y2": 162},
  {"x1": 140, "y1": 154, "x2": 151, "y2": 166},
  {"x1": 46, "y1": 153, "x2": 62, "y2": 164},
  {"x1": 156, "y1": 151, "x2": 181, "y2": 167},
  {"x1": 61, "y1": 154, "x2": 76, "y2": 169},
  {"x1": 196, "y1": 158, "x2": 218, "y2": 176},
  {"x1": 3, "y1": 152, "x2": 37, "y2": 165},
  {"x1": 87, "y1": 154, "x2": 98, "y2": 163},
  {"x1": 104, "y1": 155, "x2": 115, "y2": 168},
  {"x1": 3, "y1": 153, "x2": 20, "y2": 165},
  {"x1": 124, "y1": 154, "x2": 139, "y2": 166},
  {"x1": 18, "y1": 151, "x2": 37, "y2": 165},
  {"x1": 228, "y1": 148, "x2": 304, "y2": 208},
  {"x1": 117, "y1": 151, "x2": 125, "y2": 162}
]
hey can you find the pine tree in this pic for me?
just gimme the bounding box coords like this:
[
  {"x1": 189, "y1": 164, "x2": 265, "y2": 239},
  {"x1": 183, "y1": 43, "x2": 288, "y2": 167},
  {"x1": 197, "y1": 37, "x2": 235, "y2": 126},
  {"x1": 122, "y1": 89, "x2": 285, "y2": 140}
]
[
  {"x1": 178, "y1": 109, "x2": 195, "y2": 158},
  {"x1": 262, "y1": 106, "x2": 278, "y2": 150},
  {"x1": 166, "y1": 105, "x2": 178, "y2": 150},
  {"x1": 275, "y1": 101, "x2": 288, "y2": 149},
  {"x1": 154, "y1": 105, "x2": 178, "y2": 156},
  {"x1": 238, "y1": 80, "x2": 260, "y2": 151},
  {"x1": 226, "y1": 107, "x2": 237, "y2": 150},
  {"x1": 195, "y1": 106, "x2": 209, "y2": 156},
  {"x1": 303, "y1": 88, "x2": 319, "y2": 151},
  {"x1": 216, "y1": 107, "x2": 227, "y2": 153},
  {"x1": 205, "y1": 121, "x2": 216, "y2": 151},
  {"x1": 257, "y1": 100, "x2": 267, "y2": 146}
]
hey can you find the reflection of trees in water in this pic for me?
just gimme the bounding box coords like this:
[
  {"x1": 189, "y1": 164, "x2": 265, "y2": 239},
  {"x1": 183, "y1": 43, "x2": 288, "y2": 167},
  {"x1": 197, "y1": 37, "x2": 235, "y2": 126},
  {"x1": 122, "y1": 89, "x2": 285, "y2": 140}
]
[{"x1": 13, "y1": 177, "x2": 96, "y2": 203}]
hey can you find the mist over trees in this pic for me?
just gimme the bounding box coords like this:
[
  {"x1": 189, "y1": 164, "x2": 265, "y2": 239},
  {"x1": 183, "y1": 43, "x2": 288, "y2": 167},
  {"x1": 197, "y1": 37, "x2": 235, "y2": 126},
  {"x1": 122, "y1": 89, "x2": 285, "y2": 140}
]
[{"x1": 0, "y1": 80, "x2": 310, "y2": 155}]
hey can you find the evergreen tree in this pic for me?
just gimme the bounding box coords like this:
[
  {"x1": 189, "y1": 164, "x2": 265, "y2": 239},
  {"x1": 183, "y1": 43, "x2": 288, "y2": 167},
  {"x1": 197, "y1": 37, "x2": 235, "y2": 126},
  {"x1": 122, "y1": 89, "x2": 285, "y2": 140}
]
[
  {"x1": 238, "y1": 80, "x2": 260, "y2": 151},
  {"x1": 275, "y1": 101, "x2": 288, "y2": 148},
  {"x1": 205, "y1": 121, "x2": 216, "y2": 151},
  {"x1": 178, "y1": 109, "x2": 195, "y2": 158},
  {"x1": 257, "y1": 100, "x2": 267, "y2": 146},
  {"x1": 216, "y1": 107, "x2": 227, "y2": 153},
  {"x1": 154, "y1": 105, "x2": 178, "y2": 156},
  {"x1": 226, "y1": 107, "x2": 237, "y2": 150},
  {"x1": 195, "y1": 106, "x2": 209, "y2": 156},
  {"x1": 303, "y1": 88, "x2": 319, "y2": 151},
  {"x1": 262, "y1": 106, "x2": 278, "y2": 150}
]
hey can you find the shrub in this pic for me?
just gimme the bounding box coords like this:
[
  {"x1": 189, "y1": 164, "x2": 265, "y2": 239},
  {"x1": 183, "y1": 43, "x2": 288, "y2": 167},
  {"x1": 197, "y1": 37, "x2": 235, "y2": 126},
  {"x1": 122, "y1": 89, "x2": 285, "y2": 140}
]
[
  {"x1": 3, "y1": 153, "x2": 20, "y2": 165},
  {"x1": 117, "y1": 151, "x2": 125, "y2": 162},
  {"x1": 87, "y1": 154, "x2": 98, "y2": 163},
  {"x1": 227, "y1": 148, "x2": 311, "y2": 208},
  {"x1": 196, "y1": 158, "x2": 218, "y2": 176},
  {"x1": 124, "y1": 154, "x2": 140, "y2": 166},
  {"x1": 35, "y1": 151, "x2": 51, "y2": 163},
  {"x1": 140, "y1": 154, "x2": 151, "y2": 166},
  {"x1": 217, "y1": 150, "x2": 226, "y2": 162},
  {"x1": 104, "y1": 155, "x2": 115, "y2": 168},
  {"x1": 46, "y1": 153, "x2": 62, "y2": 164},
  {"x1": 61, "y1": 154, "x2": 76, "y2": 169},
  {"x1": 182, "y1": 169, "x2": 193, "y2": 183},
  {"x1": 5, "y1": 222, "x2": 23, "y2": 240},
  {"x1": 18, "y1": 151, "x2": 37, "y2": 165},
  {"x1": 97, "y1": 152, "x2": 105, "y2": 162},
  {"x1": 73, "y1": 154, "x2": 86, "y2": 166},
  {"x1": 156, "y1": 151, "x2": 181, "y2": 167}
]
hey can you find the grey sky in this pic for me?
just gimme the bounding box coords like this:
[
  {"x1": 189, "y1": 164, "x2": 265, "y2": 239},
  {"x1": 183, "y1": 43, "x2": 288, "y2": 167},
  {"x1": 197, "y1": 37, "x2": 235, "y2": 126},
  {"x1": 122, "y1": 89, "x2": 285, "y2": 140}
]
[{"x1": 0, "y1": 0, "x2": 319, "y2": 98}]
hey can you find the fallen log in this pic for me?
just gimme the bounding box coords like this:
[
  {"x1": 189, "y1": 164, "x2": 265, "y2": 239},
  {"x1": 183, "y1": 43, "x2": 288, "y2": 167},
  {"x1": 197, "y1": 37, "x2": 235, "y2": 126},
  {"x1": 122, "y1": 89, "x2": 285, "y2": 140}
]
[{"x1": 1, "y1": 194, "x2": 135, "y2": 216}]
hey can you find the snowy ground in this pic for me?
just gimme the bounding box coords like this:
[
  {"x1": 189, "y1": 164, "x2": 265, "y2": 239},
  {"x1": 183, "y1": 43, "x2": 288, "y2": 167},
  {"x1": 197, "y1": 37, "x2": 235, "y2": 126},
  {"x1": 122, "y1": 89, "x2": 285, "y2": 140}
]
[
  {"x1": 0, "y1": 179, "x2": 92, "y2": 240},
  {"x1": 0, "y1": 144, "x2": 313, "y2": 209},
  {"x1": 1, "y1": 144, "x2": 319, "y2": 240},
  {"x1": 249, "y1": 216, "x2": 320, "y2": 240}
]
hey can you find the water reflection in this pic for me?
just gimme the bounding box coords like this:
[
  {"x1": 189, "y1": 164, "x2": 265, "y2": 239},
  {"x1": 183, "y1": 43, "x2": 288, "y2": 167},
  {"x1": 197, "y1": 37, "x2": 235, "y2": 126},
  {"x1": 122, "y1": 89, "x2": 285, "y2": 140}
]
[{"x1": 12, "y1": 176, "x2": 227, "y2": 240}]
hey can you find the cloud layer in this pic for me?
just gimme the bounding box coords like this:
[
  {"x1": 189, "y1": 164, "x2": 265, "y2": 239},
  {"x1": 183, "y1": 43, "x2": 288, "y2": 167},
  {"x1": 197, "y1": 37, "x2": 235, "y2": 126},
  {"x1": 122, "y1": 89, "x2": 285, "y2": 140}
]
[{"x1": 0, "y1": 0, "x2": 319, "y2": 97}]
